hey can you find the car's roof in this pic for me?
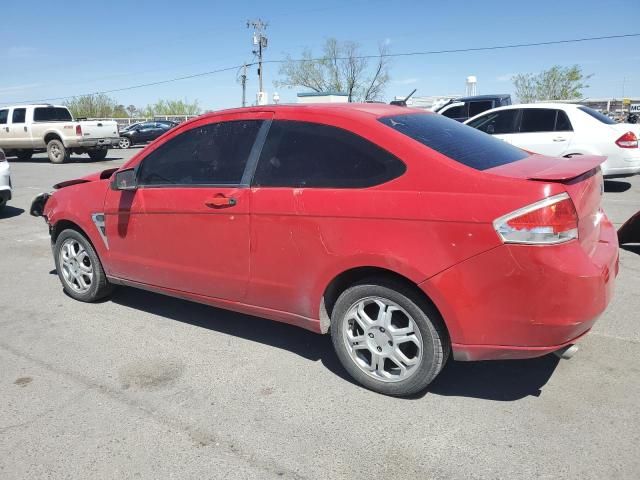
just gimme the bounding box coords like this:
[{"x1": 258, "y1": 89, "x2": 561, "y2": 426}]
[
  {"x1": 488, "y1": 102, "x2": 583, "y2": 111},
  {"x1": 197, "y1": 103, "x2": 420, "y2": 122},
  {"x1": 0, "y1": 104, "x2": 66, "y2": 109},
  {"x1": 456, "y1": 94, "x2": 511, "y2": 102}
]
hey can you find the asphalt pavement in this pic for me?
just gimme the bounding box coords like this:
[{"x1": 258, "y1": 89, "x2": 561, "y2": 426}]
[{"x1": 1, "y1": 147, "x2": 639, "y2": 479}]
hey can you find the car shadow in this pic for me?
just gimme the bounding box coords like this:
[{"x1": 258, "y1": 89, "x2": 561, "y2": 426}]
[
  {"x1": 108, "y1": 286, "x2": 559, "y2": 401},
  {"x1": 0, "y1": 205, "x2": 25, "y2": 219},
  {"x1": 620, "y1": 244, "x2": 640, "y2": 255},
  {"x1": 8, "y1": 152, "x2": 123, "y2": 164},
  {"x1": 604, "y1": 180, "x2": 632, "y2": 193}
]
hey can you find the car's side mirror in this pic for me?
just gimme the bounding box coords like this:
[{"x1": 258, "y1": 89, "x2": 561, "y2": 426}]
[
  {"x1": 486, "y1": 124, "x2": 495, "y2": 134},
  {"x1": 111, "y1": 168, "x2": 138, "y2": 191}
]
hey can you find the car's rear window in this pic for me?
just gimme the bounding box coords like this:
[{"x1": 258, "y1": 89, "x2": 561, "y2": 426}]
[
  {"x1": 379, "y1": 113, "x2": 528, "y2": 170},
  {"x1": 578, "y1": 106, "x2": 616, "y2": 125},
  {"x1": 33, "y1": 107, "x2": 73, "y2": 122}
]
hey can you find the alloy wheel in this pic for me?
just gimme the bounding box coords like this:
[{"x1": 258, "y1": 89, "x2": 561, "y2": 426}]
[
  {"x1": 342, "y1": 296, "x2": 423, "y2": 382},
  {"x1": 59, "y1": 239, "x2": 94, "y2": 294}
]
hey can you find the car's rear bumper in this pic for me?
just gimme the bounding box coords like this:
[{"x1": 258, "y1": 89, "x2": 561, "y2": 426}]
[
  {"x1": 70, "y1": 138, "x2": 119, "y2": 149},
  {"x1": 419, "y1": 219, "x2": 619, "y2": 361}
]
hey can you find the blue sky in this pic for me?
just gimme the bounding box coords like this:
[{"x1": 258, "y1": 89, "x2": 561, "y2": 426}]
[{"x1": 2, "y1": 0, "x2": 639, "y2": 110}]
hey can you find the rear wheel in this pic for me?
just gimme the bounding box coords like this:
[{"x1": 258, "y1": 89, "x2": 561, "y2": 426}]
[
  {"x1": 47, "y1": 139, "x2": 70, "y2": 164},
  {"x1": 16, "y1": 150, "x2": 33, "y2": 161},
  {"x1": 330, "y1": 279, "x2": 449, "y2": 397},
  {"x1": 88, "y1": 149, "x2": 108, "y2": 161},
  {"x1": 54, "y1": 229, "x2": 114, "y2": 302}
]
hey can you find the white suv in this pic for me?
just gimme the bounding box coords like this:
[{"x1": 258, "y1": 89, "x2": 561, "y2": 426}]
[
  {"x1": 465, "y1": 103, "x2": 640, "y2": 177},
  {"x1": 0, "y1": 148, "x2": 11, "y2": 212}
]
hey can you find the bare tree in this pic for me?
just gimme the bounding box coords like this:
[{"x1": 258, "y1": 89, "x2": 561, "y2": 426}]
[
  {"x1": 512, "y1": 65, "x2": 592, "y2": 103},
  {"x1": 277, "y1": 38, "x2": 391, "y2": 102}
]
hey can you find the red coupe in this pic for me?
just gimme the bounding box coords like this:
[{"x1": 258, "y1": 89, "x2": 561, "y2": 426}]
[{"x1": 31, "y1": 104, "x2": 618, "y2": 396}]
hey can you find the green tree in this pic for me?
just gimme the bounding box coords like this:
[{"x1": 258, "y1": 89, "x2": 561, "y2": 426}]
[
  {"x1": 276, "y1": 38, "x2": 391, "y2": 102},
  {"x1": 142, "y1": 99, "x2": 201, "y2": 116},
  {"x1": 64, "y1": 93, "x2": 121, "y2": 118},
  {"x1": 512, "y1": 65, "x2": 592, "y2": 103}
]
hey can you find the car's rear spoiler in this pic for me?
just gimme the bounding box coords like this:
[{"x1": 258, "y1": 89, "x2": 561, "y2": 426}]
[
  {"x1": 489, "y1": 154, "x2": 606, "y2": 182},
  {"x1": 526, "y1": 155, "x2": 606, "y2": 181}
]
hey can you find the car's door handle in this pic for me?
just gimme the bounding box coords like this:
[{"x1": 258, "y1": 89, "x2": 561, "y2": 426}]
[
  {"x1": 205, "y1": 195, "x2": 237, "y2": 208},
  {"x1": 553, "y1": 137, "x2": 566, "y2": 142},
  {"x1": 24, "y1": 126, "x2": 28, "y2": 132}
]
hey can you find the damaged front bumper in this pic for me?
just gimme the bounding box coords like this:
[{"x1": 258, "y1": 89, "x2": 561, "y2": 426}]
[{"x1": 30, "y1": 192, "x2": 50, "y2": 217}]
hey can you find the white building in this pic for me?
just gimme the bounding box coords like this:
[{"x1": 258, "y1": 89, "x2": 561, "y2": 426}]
[{"x1": 297, "y1": 92, "x2": 349, "y2": 103}]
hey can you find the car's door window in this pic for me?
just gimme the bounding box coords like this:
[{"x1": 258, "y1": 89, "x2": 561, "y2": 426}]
[
  {"x1": 137, "y1": 120, "x2": 263, "y2": 186},
  {"x1": 11, "y1": 108, "x2": 26, "y2": 124},
  {"x1": 519, "y1": 109, "x2": 556, "y2": 133},
  {"x1": 554, "y1": 110, "x2": 573, "y2": 131},
  {"x1": 440, "y1": 104, "x2": 466, "y2": 119},
  {"x1": 253, "y1": 121, "x2": 406, "y2": 188},
  {"x1": 466, "y1": 109, "x2": 518, "y2": 134},
  {"x1": 468, "y1": 101, "x2": 493, "y2": 118},
  {"x1": 0, "y1": 110, "x2": 7, "y2": 125}
]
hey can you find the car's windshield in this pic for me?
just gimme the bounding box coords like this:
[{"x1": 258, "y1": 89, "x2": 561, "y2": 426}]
[
  {"x1": 578, "y1": 106, "x2": 617, "y2": 125},
  {"x1": 379, "y1": 112, "x2": 528, "y2": 170},
  {"x1": 33, "y1": 107, "x2": 73, "y2": 122}
]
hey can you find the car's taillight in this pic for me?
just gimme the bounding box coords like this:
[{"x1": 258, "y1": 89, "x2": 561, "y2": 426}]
[
  {"x1": 493, "y1": 193, "x2": 578, "y2": 244},
  {"x1": 75, "y1": 125, "x2": 82, "y2": 136},
  {"x1": 615, "y1": 131, "x2": 638, "y2": 148}
]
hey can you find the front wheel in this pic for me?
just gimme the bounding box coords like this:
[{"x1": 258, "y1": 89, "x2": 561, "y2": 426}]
[
  {"x1": 330, "y1": 279, "x2": 449, "y2": 397},
  {"x1": 54, "y1": 229, "x2": 114, "y2": 302},
  {"x1": 88, "y1": 149, "x2": 108, "y2": 161},
  {"x1": 118, "y1": 137, "x2": 131, "y2": 149}
]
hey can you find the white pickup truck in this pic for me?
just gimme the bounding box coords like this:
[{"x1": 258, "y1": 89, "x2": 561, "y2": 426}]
[{"x1": 0, "y1": 104, "x2": 120, "y2": 163}]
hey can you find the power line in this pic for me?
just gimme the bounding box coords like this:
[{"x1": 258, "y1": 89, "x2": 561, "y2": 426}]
[{"x1": 7, "y1": 32, "x2": 640, "y2": 105}]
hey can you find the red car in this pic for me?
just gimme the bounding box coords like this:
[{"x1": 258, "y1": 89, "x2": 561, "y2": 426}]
[{"x1": 31, "y1": 104, "x2": 618, "y2": 396}]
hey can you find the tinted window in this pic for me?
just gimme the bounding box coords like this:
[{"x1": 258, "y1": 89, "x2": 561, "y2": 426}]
[
  {"x1": 12, "y1": 108, "x2": 26, "y2": 123},
  {"x1": 441, "y1": 104, "x2": 465, "y2": 119},
  {"x1": 578, "y1": 106, "x2": 616, "y2": 125},
  {"x1": 555, "y1": 110, "x2": 573, "y2": 131},
  {"x1": 467, "y1": 109, "x2": 518, "y2": 134},
  {"x1": 379, "y1": 113, "x2": 528, "y2": 171},
  {"x1": 138, "y1": 120, "x2": 263, "y2": 186},
  {"x1": 468, "y1": 101, "x2": 493, "y2": 117},
  {"x1": 253, "y1": 121, "x2": 406, "y2": 188},
  {"x1": 519, "y1": 109, "x2": 556, "y2": 133},
  {"x1": 0, "y1": 110, "x2": 7, "y2": 125},
  {"x1": 33, "y1": 107, "x2": 73, "y2": 122}
]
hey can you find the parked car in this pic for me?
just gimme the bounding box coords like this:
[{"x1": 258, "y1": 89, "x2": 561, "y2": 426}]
[
  {"x1": 117, "y1": 121, "x2": 178, "y2": 149},
  {"x1": 0, "y1": 104, "x2": 120, "y2": 163},
  {"x1": 434, "y1": 94, "x2": 512, "y2": 122},
  {"x1": 465, "y1": 103, "x2": 640, "y2": 178},
  {"x1": 0, "y1": 148, "x2": 11, "y2": 212},
  {"x1": 30, "y1": 104, "x2": 618, "y2": 396}
]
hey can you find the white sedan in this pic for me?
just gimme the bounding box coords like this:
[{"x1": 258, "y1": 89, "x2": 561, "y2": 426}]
[
  {"x1": 465, "y1": 103, "x2": 640, "y2": 177},
  {"x1": 0, "y1": 149, "x2": 12, "y2": 212}
]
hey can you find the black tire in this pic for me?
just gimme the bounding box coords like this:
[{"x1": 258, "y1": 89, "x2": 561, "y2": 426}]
[
  {"x1": 330, "y1": 278, "x2": 450, "y2": 397},
  {"x1": 53, "y1": 229, "x2": 114, "y2": 302},
  {"x1": 47, "y1": 139, "x2": 70, "y2": 164},
  {"x1": 88, "y1": 149, "x2": 108, "y2": 161},
  {"x1": 16, "y1": 150, "x2": 33, "y2": 161}
]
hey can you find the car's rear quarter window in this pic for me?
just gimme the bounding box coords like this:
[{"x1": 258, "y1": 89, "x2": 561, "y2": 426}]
[
  {"x1": 33, "y1": 107, "x2": 73, "y2": 122},
  {"x1": 253, "y1": 120, "x2": 406, "y2": 188},
  {"x1": 379, "y1": 113, "x2": 528, "y2": 170}
]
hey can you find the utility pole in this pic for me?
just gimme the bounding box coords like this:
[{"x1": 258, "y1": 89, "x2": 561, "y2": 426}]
[
  {"x1": 240, "y1": 64, "x2": 247, "y2": 107},
  {"x1": 247, "y1": 18, "x2": 268, "y2": 105}
]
